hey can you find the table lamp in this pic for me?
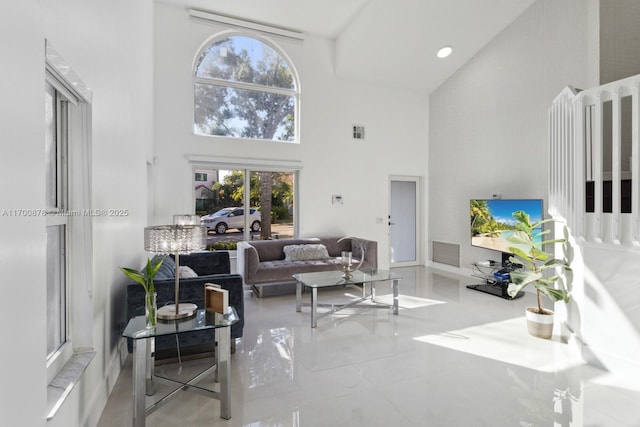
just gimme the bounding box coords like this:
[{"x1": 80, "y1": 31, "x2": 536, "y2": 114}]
[
  {"x1": 144, "y1": 224, "x2": 207, "y2": 320},
  {"x1": 173, "y1": 214, "x2": 201, "y2": 225}
]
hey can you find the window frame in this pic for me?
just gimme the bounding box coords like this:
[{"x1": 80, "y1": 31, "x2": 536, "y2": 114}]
[
  {"x1": 190, "y1": 161, "x2": 300, "y2": 241},
  {"x1": 192, "y1": 32, "x2": 300, "y2": 143},
  {"x1": 45, "y1": 42, "x2": 94, "y2": 391},
  {"x1": 45, "y1": 78, "x2": 72, "y2": 381}
]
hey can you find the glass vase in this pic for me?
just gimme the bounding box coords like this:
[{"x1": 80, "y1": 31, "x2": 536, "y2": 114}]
[{"x1": 145, "y1": 291, "x2": 157, "y2": 329}]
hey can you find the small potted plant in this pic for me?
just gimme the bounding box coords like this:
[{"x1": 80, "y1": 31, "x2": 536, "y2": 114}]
[
  {"x1": 120, "y1": 257, "x2": 164, "y2": 328},
  {"x1": 506, "y1": 210, "x2": 572, "y2": 339}
]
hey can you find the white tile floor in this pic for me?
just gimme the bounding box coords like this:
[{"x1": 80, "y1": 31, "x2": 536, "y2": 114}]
[{"x1": 97, "y1": 266, "x2": 640, "y2": 427}]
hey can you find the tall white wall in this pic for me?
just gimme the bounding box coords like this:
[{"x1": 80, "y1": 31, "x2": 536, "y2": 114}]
[
  {"x1": 0, "y1": 1, "x2": 154, "y2": 426},
  {"x1": 430, "y1": 0, "x2": 640, "y2": 380},
  {"x1": 429, "y1": 0, "x2": 598, "y2": 269},
  {"x1": 0, "y1": 2, "x2": 47, "y2": 426},
  {"x1": 153, "y1": 4, "x2": 429, "y2": 268}
]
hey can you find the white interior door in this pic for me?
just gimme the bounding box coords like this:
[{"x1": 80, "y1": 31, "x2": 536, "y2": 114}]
[{"x1": 390, "y1": 177, "x2": 420, "y2": 266}]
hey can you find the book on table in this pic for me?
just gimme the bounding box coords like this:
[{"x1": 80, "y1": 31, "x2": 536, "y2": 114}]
[{"x1": 204, "y1": 283, "x2": 228, "y2": 314}]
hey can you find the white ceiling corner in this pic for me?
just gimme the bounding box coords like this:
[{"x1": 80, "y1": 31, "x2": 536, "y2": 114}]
[{"x1": 157, "y1": 0, "x2": 535, "y2": 93}]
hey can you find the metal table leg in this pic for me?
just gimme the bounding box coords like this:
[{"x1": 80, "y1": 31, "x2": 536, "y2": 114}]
[
  {"x1": 132, "y1": 338, "x2": 148, "y2": 427},
  {"x1": 392, "y1": 278, "x2": 399, "y2": 314},
  {"x1": 311, "y1": 287, "x2": 318, "y2": 328},
  {"x1": 216, "y1": 324, "x2": 231, "y2": 419},
  {"x1": 296, "y1": 281, "x2": 302, "y2": 312},
  {"x1": 145, "y1": 338, "x2": 154, "y2": 396}
]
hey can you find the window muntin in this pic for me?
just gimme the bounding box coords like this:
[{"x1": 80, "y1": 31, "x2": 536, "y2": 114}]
[{"x1": 194, "y1": 35, "x2": 298, "y2": 142}]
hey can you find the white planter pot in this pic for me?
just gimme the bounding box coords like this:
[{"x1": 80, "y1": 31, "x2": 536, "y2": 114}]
[{"x1": 525, "y1": 307, "x2": 554, "y2": 339}]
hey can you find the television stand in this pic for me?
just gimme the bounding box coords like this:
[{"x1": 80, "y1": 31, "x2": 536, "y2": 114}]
[
  {"x1": 468, "y1": 261, "x2": 524, "y2": 300},
  {"x1": 466, "y1": 281, "x2": 523, "y2": 299}
]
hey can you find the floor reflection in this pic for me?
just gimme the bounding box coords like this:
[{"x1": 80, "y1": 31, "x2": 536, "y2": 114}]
[{"x1": 97, "y1": 266, "x2": 640, "y2": 427}]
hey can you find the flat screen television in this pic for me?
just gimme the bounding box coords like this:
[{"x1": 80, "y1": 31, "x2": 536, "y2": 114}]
[{"x1": 470, "y1": 198, "x2": 544, "y2": 261}]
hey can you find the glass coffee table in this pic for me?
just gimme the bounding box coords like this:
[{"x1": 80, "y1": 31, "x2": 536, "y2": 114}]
[{"x1": 294, "y1": 269, "x2": 401, "y2": 327}]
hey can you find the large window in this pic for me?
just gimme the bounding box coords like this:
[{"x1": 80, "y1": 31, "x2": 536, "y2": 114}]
[
  {"x1": 193, "y1": 35, "x2": 298, "y2": 142},
  {"x1": 194, "y1": 167, "x2": 296, "y2": 242},
  {"x1": 44, "y1": 42, "x2": 94, "y2": 402}
]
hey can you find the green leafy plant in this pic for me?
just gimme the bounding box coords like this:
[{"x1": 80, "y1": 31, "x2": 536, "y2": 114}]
[
  {"x1": 506, "y1": 210, "x2": 572, "y2": 314},
  {"x1": 120, "y1": 257, "x2": 164, "y2": 294},
  {"x1": 120, "y1": 257, "x2": 164, "y2": 328}
]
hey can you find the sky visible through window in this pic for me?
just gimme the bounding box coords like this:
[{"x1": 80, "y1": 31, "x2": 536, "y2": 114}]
[{"x1": 194, "y1": 35, "x2": 297, "y2": 141}]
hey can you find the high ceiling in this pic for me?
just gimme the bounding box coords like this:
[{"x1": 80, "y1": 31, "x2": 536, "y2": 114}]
[{"x1": 158, "y1": 0, "x2": 535, "y2": 93}]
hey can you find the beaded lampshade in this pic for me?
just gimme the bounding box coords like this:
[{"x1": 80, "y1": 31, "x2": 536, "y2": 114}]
[{"x1": 143, "y1": 224, "x2": 207, "y2": 319}]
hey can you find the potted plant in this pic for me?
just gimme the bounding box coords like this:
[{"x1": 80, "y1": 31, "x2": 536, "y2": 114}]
[
  {"x1": 120, "y1": 257, "x2": 164, "y2": 328},
  {"x1": 506, "y1": 210, "x2": 572, "y2": 339}
]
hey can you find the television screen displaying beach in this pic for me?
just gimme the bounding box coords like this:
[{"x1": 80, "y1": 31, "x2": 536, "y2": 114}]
[{"x1": 470, "y1": 199, "x2": 543, "y2": 254}]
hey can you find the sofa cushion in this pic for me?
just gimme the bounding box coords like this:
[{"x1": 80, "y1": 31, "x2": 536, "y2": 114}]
[
  {"x1": 255, "y1": 259, "x2": 340, "y2": 283},
  {"x1": 179, "y1": 265, "x2": 198, "y2": 278},
  {"x1": 283, "y1": 244, "x2": 330, "y2": 261},
  {"x1": 249, "y1": 239, "x2": 320, "y2": 261}
]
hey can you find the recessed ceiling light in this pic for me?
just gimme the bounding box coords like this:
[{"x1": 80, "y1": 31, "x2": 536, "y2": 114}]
[{"x1": 437, "y1": 46, "x2": 453, "y2": 59}]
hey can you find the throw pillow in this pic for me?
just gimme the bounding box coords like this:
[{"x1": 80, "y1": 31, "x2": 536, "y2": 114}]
[
  {"x1": 151, "y1": 255, "x2": 175, "y2": 280},
  {"x1": 283, "y1": 244, "x2": 330, "y2": 261},
  {"x1": 178, "y1": 266, "x2": 198, "y2": 278}
]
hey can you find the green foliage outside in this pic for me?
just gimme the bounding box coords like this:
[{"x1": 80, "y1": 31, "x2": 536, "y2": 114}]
[
  {"x1": 194, "y1": 35, "x2": 295, "y2": 141},
  {"x1": 194, "y1": 36, "x2": 296, "y2": 239},
  {"x1": 198, "y1": 170, "x2": 293, "y2": 224},
  {"x1": 207, "y1": 241, "x2": 238, "y2": 251}
]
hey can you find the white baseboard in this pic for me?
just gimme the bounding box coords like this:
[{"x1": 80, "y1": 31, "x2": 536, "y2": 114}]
[
  {"x1": 81, "y1": 338, "x2": 127, "y2": 427},
  {"x1": 427, "y1": 260, "x2": 472, "y2": 277}
]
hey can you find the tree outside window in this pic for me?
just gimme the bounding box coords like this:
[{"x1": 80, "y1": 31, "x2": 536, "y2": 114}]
[
  {"x1": 193, "y1": 35, "x2": 298, "y2": 142},
  {"x1": 193, "y1": 35, "x2": 299, "y2": 239}
]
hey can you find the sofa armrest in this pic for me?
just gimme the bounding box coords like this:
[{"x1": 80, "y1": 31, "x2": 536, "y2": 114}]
[
  {"x1": 358, "y1": 238, "x2": 378, "y2": 270},
  {"x1": 237, "y1": 241, "x2": 260, "y2": 285}
]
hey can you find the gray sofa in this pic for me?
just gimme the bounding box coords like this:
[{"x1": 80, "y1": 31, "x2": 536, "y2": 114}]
[{"x1": 237, "y1": 237, "x2": 377, "y2": 297}]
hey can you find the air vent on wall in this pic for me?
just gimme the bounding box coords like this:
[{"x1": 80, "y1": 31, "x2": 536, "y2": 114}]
[
  {"x1": 352, "y1": 125, "x2": 365, "y2": 140},
  {"x1": 432, "y1": 241, "x2": 460, "y2": 267}
]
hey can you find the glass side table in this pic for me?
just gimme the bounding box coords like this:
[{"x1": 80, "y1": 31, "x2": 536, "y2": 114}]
[{"x1": 122, "y1": 308, "x2": 238, "y2": 427}]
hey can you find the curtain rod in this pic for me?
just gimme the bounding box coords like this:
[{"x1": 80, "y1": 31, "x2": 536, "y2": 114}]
[{"x1": 188, "y1": 9, "x2": 305, "y2": 41}]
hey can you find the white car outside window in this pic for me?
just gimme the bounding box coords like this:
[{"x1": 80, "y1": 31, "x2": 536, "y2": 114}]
[{"x1": 201, "y1": 207, "x2": 261, "y2": 234}]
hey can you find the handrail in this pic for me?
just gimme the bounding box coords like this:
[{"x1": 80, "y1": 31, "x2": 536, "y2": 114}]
[{"x1": 550, "y1": 75, "x2": 640, "y2": 246}]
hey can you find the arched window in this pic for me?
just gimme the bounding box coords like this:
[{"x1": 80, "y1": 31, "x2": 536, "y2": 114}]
[{"x1": 193, "y1": 34, "x2": 299, "y2": 142}]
